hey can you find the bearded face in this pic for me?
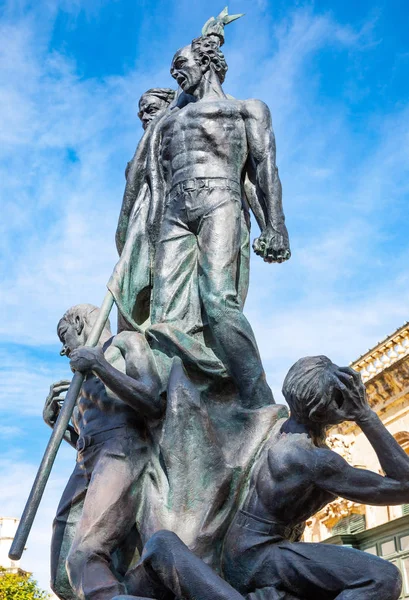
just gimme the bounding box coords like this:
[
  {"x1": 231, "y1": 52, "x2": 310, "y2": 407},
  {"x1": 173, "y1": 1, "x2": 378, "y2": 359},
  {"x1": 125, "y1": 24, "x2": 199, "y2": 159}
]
[{"x1": 138, "y1": 94, "x2": 168, "y2": 130}]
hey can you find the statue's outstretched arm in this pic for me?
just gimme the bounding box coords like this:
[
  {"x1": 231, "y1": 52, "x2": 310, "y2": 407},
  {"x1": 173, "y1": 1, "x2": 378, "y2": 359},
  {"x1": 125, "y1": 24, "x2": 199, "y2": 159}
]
[
  {"x1": 313, "y1": 440, "x2": 409, "y2": 506},
  {"x1": 69, "y1": 337, "x2": 164, "y2": 420}
]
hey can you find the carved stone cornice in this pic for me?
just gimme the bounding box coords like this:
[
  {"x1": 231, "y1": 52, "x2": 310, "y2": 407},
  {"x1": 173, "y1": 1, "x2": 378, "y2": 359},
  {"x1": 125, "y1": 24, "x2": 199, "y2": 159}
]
[
  {"x1": 365, "y1": 360, "x2": 409, "y2": 408},
  {"x1": 309, "y1": 497, "x2": 365, "y2": 529},
  {"x1": 326, "y1": 434, "x2": 354, "y2": 463},
  {"x1": 306, "y1": 323, "x2": 409, "y2": 537},
  {"x1": 329, "y1": 326, "x2": 409, "y2": 436},
  {"x1": 351, "y1": 322, "x2": 409, "y2": 383}
]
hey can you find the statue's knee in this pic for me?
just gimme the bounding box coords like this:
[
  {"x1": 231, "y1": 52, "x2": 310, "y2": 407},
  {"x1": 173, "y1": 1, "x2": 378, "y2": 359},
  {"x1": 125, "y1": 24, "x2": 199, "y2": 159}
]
[
  {"x1": 143, "y1": 530, "x2": 180, "y2": 566},
  {"x1": 378, "y1": 560, "x2": 402, "y2": 599},
  {"x1": 365, "y1": 558, "x2": 402, "y2": 599},
  {"x1": 145, "y1": 529, "x2": 179, "y2": 552}
]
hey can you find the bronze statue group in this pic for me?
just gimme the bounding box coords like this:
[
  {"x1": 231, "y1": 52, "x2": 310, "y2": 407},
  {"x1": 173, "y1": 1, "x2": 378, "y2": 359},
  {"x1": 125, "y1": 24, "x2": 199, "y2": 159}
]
[{"x1": 42, "y1": 10, "x2": 409, "y2": 600}]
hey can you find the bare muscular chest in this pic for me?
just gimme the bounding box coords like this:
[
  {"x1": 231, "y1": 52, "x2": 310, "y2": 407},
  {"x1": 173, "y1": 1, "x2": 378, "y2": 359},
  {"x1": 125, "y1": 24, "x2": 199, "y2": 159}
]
[
  {"x1": 161, "y1": 101, "x2": 246, "y2": 159},
  {"x1": 251, "y1": 444, "x2": 336, "y2": 525},
  {"x1": 76, "y1": 375, "x2": 135, "y2": 427}
]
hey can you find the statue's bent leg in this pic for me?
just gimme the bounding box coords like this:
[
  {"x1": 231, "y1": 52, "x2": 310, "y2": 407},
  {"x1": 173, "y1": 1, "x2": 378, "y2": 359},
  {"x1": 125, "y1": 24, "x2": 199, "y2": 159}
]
[
  {"x1": 51, "y1": 464, "x2": 87, "y2": 600},
  {"x1": 125, "y1": 530, "x2": 244, "y2": 600},
  {"x1": 197, "y1": 187, "x2": 274, "y2": 408},
  {"x1": 66, "y1": 436, "x2": 147, "y2": 600},
  {"x1": 228, "y1": 540, "x2": 401, "y2": 599}
]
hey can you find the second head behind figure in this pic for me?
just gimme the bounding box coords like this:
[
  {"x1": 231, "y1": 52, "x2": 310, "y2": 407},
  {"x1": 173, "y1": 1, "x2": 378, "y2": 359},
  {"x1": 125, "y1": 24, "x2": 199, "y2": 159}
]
[{"x1": 138, "y1": 88, "x2": 176, "y2": 130}]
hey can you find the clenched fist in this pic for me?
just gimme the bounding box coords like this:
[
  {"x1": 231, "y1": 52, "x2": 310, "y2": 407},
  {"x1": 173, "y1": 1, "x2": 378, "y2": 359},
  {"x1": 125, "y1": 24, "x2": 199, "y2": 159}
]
[
  {"x1": 253, "y1": 223, "x2": 291, "y2": 263},
  {"x1": 69, "y1": 347, "x2": 105, "y2": 373}
]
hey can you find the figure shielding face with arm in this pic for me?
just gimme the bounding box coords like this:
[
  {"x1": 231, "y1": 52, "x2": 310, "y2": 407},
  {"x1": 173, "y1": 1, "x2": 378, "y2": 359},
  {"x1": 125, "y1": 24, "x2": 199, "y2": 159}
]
[
  {"x1": 123, "y1": 361, "x2": 405, "y2": 600},
  {"x1": 219, "y1": 357, "x2": 406, "y2": 600}
]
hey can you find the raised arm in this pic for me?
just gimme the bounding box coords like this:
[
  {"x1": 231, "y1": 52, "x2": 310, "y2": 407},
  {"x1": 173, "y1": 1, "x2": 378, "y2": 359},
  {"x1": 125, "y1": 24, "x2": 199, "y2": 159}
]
[
  {"x1": 243, "y1": 99, "x2": 290, "y2": 264},
  {"x1": 313, "y1": 367, "x2": 409, "y2": 505},
  {"x1": 313, "y1": 444, "x2": 409, "y2": 506},
  {"x1": 43, "y1": 381, "x2": 79, "y2": 449},
  {"x1": 69, "y1": 334, "x2": 164, "y2": 420}
]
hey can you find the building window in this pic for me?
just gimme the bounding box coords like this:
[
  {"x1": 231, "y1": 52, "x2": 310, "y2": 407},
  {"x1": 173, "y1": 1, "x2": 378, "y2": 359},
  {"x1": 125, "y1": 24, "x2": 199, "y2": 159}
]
[
  {"x1": 332, "y1": 514, "x2": 366, "y2": 536},
  {"x1": 400, "y1": 535, "x2": 409, "y2": 552},
  {"x1": 360, "y1": 532, "x2": 409, "y2": 598},
  {"x1": 381, "y1": 539, "x2": 396, "y2": 556},
  {"x1": 402, "y1": 557, "x2": 409, "y2": 596}
]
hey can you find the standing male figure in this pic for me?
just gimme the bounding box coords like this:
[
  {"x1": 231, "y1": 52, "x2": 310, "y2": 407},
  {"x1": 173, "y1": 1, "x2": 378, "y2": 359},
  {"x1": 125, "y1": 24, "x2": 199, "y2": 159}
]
[
  {"x1": 151, "y1": 32, "x2": 290, "y2": 408},
  {"x1": 44, "y1": 304, "x2": 164, "y2": 600},
  {"x1": 124, "y1": 88, "x2": 176, "y2": 181},
  {"x1": 115, "y1": 86, "x2": 176, "y2": 332}
]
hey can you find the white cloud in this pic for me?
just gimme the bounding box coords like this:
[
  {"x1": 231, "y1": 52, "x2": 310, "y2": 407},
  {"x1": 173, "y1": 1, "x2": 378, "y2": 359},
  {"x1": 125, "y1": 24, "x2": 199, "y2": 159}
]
[
  {"x1": 0, "y1": 345, "x2": 69, "y2": 415},
  {"x1": 249, "y1": 276, "x2": 409, "y2": 400},
  {"x1": 0, "y1": 7, "x2": 170, "y2": 345},
  {"x1": 0, "y1": 425, "x2": 23, "y2": 438}
]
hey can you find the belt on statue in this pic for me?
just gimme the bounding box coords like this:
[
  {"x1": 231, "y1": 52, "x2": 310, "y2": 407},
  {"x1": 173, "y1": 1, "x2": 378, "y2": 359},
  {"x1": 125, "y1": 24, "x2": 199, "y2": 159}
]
[
  {"x1": 76, "y1": 425, "x2": 130, "y2": 452},
  {"x1": 236, "y1": 509, "x2": 294, "y2": 539},
  {"x1": 169, "y1": 177, "x2": 241, "y2": 199}
]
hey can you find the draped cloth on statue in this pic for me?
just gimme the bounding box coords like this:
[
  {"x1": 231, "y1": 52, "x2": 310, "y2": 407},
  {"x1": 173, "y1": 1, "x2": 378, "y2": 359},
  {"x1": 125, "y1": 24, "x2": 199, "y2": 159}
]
[
  {"x1": 108, "y1": 113, "x2": 157, "y2": 331},
  {"x1": 134, "y1": 358, "x2": 288, "y2": 570}
]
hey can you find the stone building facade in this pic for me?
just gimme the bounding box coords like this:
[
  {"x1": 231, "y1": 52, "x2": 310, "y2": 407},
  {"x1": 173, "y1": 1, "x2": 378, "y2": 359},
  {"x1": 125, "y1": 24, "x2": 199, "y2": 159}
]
[{"x1": 304, "y1": 322, "x2": 409, "y2": 597}]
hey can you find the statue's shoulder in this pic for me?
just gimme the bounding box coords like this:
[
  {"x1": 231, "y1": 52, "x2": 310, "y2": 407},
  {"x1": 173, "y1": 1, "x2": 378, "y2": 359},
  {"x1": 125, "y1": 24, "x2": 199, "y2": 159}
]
[
  {"x1": 267, "y1": 432, "x2": 317, "y2": 476},
  {"x1": 240, "y1": 98, "x2": 271, "y2": 121},
  {"x1": 110, "y1": 330, "x2": 140, "y2": 351}
]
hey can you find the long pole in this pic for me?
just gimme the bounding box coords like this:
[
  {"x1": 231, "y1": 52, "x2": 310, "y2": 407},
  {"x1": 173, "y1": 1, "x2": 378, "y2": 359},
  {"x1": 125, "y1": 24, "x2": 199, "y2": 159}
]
[{"x1": 9, "y1": 291, "x2": 115, "y2": 561}]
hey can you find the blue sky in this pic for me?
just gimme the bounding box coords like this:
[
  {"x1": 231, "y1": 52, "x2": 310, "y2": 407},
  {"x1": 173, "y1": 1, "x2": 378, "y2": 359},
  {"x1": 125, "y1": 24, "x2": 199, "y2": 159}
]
[{"x1": 1, "y1": 0, "x2": 409, "y2": 591}]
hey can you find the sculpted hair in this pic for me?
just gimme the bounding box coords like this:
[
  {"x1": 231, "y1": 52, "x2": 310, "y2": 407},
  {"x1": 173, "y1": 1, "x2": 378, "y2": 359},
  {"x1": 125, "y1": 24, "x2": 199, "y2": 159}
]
[
  {"x1": 282, "y1": 356, "x2": 335, "y2": 423},
  {"x1": 57, "y1": 304, "x2": 111, "y2": 341},
  {"x1": 139, "y1": 88, "x2": 176, "y2": 107},
  {"x1": 191, "y1": 35, "x2": 228, "y2": 83}
]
